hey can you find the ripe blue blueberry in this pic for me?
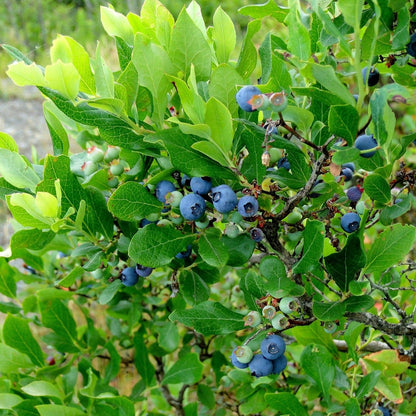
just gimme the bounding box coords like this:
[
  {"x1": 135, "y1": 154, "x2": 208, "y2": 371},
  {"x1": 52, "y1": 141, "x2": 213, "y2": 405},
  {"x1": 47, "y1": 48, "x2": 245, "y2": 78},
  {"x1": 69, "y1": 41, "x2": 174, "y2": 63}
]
[
  {"x1": 354, "y1": 134, "x2": 378, "y2": 158},
  {"x1": 277, "y1": 157, "x2": 291, "y2": 170},
  {"x1": 121, "y1": 267, "x2": 139, "y2": 286},
  {"x1": 346, "y1": 186, "x2": 362, "y2": 202},
  {"x1": 250, "y1": 227, "x2": 264, "y2": 242},
  {"x1": 176, "y1": 244, "x2": 192, "y2": 259},
  {"x1": 237, "y1": 195, "x2": 259, "y2": 217},
  {"x1": 155, "y1": 180, "x2": 176, "y2": 203},
  {"x1": 211, "y1": 184, "x2": 237, "y2": 213},
  {"x1": 342, "y1": 162, "x2": 355, "y2": 172},
  {"x1": 260, "y1": 334, "x2": 286, "y2": 360},
  {"x1": 179, "y1": 193, "x2": 206, "y2": 220},
  {"x1": 341, "y1": 167, "x2": 353, "y2": 181},
  {"x1": 248, "y1": 354, "x2": 274, "y2": 377},
  {"x1": 362, "y1": 66, "x2": 380, "y2": 86},
  {"x1": 230, "y1": 348, "x2": 249, "y2": 369},
  {"x1": 340, "y1": 212, "x2": 361, "y2": 233},
  {"x1": 135, "y1": 264, "x2": 153, "y2": 277},
  {"x1": 190, "y1": 177, "x2": 212, "y2": 195},
  {"x1": 406, "y1": 33, "x2": 416, "y2": 57},
  {"x1": 272, "y1": 354, "x2": 287, "y2": 375},
  {"x1": 235, "y1": 85, "x2": 261, "y2": 112},
  {"x1": 377, "y1": 406, "x2": 391, "y2": 416}
]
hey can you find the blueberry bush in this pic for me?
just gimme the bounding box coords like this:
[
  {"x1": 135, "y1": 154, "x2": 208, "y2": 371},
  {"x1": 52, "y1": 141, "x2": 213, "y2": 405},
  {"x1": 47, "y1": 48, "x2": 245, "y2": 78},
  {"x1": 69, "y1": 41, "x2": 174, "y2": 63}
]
[{"x1": 1, "y1": 0, "x2": 416, "y2": 415}]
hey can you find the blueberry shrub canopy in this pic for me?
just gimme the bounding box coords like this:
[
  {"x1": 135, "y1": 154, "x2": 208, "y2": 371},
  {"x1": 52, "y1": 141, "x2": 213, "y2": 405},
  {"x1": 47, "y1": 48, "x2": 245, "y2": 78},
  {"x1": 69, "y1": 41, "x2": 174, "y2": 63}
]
[{"x1": 1, "y1": 0, "x2": 416, "y2": 415}]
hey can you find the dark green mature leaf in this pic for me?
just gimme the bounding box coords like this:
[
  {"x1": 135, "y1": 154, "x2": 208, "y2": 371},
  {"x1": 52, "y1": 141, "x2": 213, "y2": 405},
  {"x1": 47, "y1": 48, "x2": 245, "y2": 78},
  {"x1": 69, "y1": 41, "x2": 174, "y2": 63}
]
[
  {"x1": 156, "y1": 322, "x2": 180, "y2": 353},
  {"x1": 179, "y1": 269, "x2": 210, "y2": 306},
  {"x1": 286, "y1": 3, "x2": 310, "y2": 61},
  {"x1": 344, "y1": 322, "x2": 365, "y2": 364},
  {"x1": 355, "y1": 371, "x2": 382, "y2": 399},
  {"x1": 313, "y1": 301, "x2": 346, "y2": 321},
  {"x1": 133, "y1": 329, "x2": 155, "y2": 387},
  {"x1": 293, "y1": 220, "x2": 325, "y2": 274},
  {"x1": 2, "y1": 314, "x2": 44, "y2": 366},
  {"x1": 221, "y1": 234, "x2": 256, "y2": 267},
  {"x1": 236, "y1": 20, "x2": 262, "y2": 79},
  {"x1": 0, "y1": 177, "x2": 20, "y2": 200},
  {"x1": 149, "y1": 128, "x2": 235, "y2": 179},
  {"x1": 328, "y1": 105, "x2": 359, "y2": 145},
  {"x1": 129, "y1": 224, "x2": 195, "y2": 268},
  {"x1": 380, "y1": 195, "x2": 412, "y2": 225},
  {"x1": 300, "y1": 344, "x2": 335, "y2": 400},
  {"x1": 169, "y1": 8, "x2": 212, "y2": 81},
  {"x1": 240, "y1": 270, "x2": 266, "y2": 311},
  {"x1": 365, "y1": 224, "x2": 416, "y2": 274},
  {"x1": 162, "y1": 353, "x2": 203, "y2": 385},
  {"x1": 43, "y1": 103, "x2": 69, "y2": 156},
  {"x1": 344, "y1": 295, "x2": 374, "y2": 313},
  {"x1": 265, "y1": 392, "x2": 308, "y2": 416},
  {"x1": 11, "y1": 229, "x2": 55, "y2": 252},
  {"x1": 108, "y1": 182, "x2": 163, "y2": 222},
  {"x1": 324, "y1": 233, "x2": 366, "y2": 292},
  {"x1": 0, "y1": 259, "x2": 16, "y2": 299},
  {"x1": 363, "y1": 173, "x2": 391, "y2": 204},
  {"x1": 259, "y1": 255, "x2": 287, "y2": 279},
  {"x1": 392, "y1": 7, "x2": 409, "y2": 50},
  {"x1": 169, "y1": 301, "x2": 245, "y2": 335},
  {"x1": 38, "y1": 298, "x2": 79, "y2": 351},
  {"x1": 198, "y1": 228, "x2": 229, "y2": 268}
]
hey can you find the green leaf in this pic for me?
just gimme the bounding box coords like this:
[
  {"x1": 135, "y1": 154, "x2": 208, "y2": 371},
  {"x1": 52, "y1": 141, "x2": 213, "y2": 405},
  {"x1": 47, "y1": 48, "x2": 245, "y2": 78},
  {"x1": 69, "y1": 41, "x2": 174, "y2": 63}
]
[
  {"x1": 344, "y1": 322, "x2": 365, "y2": 364},
  {"x1": 2, "y1": 314, "x2": 44, "y2": 366},
  {"x1": 100, "y1": 6, "x2": 134, "y2": 45},
  {"x1": 221, "y1": 234, "x2": 256, "y2": 267},
  {"x1": 0, "y1": 343, "x2": 34, "y2": 373},
  {"x1": 162, "y1": 352, "x2": 203, "y2": 385},
  {"x1": 310, "y1": 64, "x2": 355, "y2": 105},
  {"x1": 156, "y1": 322, "x2": 180, "y2": 353},
  {"x1": 198, "y1": 229, "x2": 229, "y2": 268},
  {"x1": 133, "y1": 329, "x2": 155, "y2": 387},
  {"x1": 313, "y1": 301, "x2": 346, "y2": 322},
  {"x1": 169, "y1": 301, "x2": 245, "y2": 335},
  {"x1": 98, "y1": 280, "x2": 122, "y2": 305},
  {"x1": 345, "y1": 398, "x2": 360, "y2": 416},
  {"x1": 58, "y1": 266, "x2": 85, "y2": 288},
  {"x1": 324, "y1": 233, "x2": 366, "y2": 292},
  {"x1": 108, "y1": 182, "x2": 163, "y2": 222},
  {"x1": 10, "y1": 229, "x2": 55, "y2": 252},
  {"x1": 332, "y1": 147, "x2": 360, "y2": 166},
  {"x1": 285, "y1": 4, "x2": 310, "y2": 62},
  {"x1": 169, "y1": 8, "x2": 212, "y2": 81},
  {"x1": 365, "y1": 224, "x2": 416, "y2": 274},
  {"x1": 0, "y1": 149, "x2": 41, "y2": 192},
  {"x1": 191, "y1": 141, "x2": 229, "y2": 166},
  {"x1": 6, "y1": 62, "x2": 47, "y2": 87},
  {"x1": 265, "y1": 392, "x2": 308, "y2": 416},
  {"x1": 259, "y1": 255, "x2": 287, "y2": 279},
  {"x1": 43, "y1": 102, "x2": 69, "y2": 156},
  {"x1": 38, "y1": 298, "x2": 78, "y2": 351},
  {"x1": 240, "y1": 270, "x2": 266, "y2": 311},
  {"x1": 363, "y1": 173, "x2": 391, "y2": 204},
  {"x1": 197, "y1": 384, "x2": 215, "y2": 410},
  {"x1": 0, "y1": 132, "x2": 18, "y2": 152},
  {"x1": 93, "y1": 44, "x2": 114, "y2": 98},
  {"x1": 239, "y1": 0, "x2": 288, "y2": 21},
  {"x1": 293, "y1": 220, "x2": 325, "y2": 274},
  {"x1": 337, "y1": 0, "x2": 364, "y2": 28},
  {"x1": 45, "y1": 61, "x2": 80, "y2": 100},
  {"x1": 129, "y1": 224, "x2": 195, "y2": 268},
  {"x1": 380, "y1": 195, "x2": 413, "y2": 225},
  {"x1": 212, "y1": 6, "x2": 236, "y2": 64},
  {"x1": 0, "y1": 258, "x2": 16, "y2": 299},
  {"x1": 36, "y1": 405, "x2": 85, "y2": 416},
  {"x1": 0, "y1": 393, "x2": 23, "y2": 410},
  {"x1": 355, "y1": 371, "x2": 382, "y2": 399},
  {"x1": 300, "y1": 344, "x2": 335, "y2": 400},
  {"x1": 205, "y1": 97, "x2": 233, "y2": 154},
  {"x1": 328, "y1": 105, "x2": 359, "y2": 145},
  {"x1": 344, "y1": 295, "x2": 375, "y2": 313},
  {"x1": 22, "y1": 381, "x2": 64, "y2": 401},
  {"x1": 236, "y1": 20, "x2": 262, "y2": 79},
  {"x1": 179, "y1": 269, "x2": 210, "y2": 306}
]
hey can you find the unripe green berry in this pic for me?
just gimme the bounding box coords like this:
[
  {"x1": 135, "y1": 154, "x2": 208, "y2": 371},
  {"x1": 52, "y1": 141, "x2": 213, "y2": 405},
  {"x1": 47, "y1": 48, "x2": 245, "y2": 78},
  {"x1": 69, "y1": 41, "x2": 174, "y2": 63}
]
[
  {"x1": 108, "y1": 177, "x2": 119, "y2": 188},
  {"x1": 269, "y1": 91, "x2": 288, "y2": 112},
  {"x1": 225, "y1": 223, "x2": 240, "y2": 239},
  {"x1": 110, "y1": 159, "x2": 128, "y2": 176},
  {"x1": 165, "y1": 190, "x2": 183, "y2": 207},
  {"x1": 104, "y1": 145, "x2": 121, "y2": 162},
  {"x1": 82, "y1": 160, "x2": 98, "y2": 176},
  {"x1": 244, "y1": 310, "x2": 262, "y2": 327},
  {"x1": 262, "y1": 305, "x2": 277, "y2": 320},
  {"x1": 87, "y1": 146, "x2": 105, "y2": 163},
  {"x1": 271, "y1": 313, "x2": 289, "y2": 330},
  {"x1": 234, "y1": 345, "x2": 254, "y2": 364},
  {"x1": 323, "y1": 321, "x2": 338, "y2": 334},
  {"x1": 268, "y1": 147, "x2": 281, "y2": 165},
  {"x1": 284, "y1": 208, "x2": 303, "y2": 225},
  {"x1": 279, "y1": 297, "x2": 300, "y2": 315}
]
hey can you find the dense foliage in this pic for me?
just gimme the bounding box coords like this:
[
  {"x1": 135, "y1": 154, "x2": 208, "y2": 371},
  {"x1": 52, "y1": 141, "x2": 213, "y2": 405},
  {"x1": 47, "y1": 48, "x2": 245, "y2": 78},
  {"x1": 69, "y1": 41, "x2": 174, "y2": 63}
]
[{"x1": 1, "y1": 0, "x2": 416, "y2": 415}]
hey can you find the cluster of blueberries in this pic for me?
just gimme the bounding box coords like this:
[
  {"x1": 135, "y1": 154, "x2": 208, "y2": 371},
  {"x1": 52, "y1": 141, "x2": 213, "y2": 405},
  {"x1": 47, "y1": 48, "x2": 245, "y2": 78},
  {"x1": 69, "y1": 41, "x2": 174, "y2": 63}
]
[{"x1": 231, "y1": 334, "x2": 287, "y2": 378}]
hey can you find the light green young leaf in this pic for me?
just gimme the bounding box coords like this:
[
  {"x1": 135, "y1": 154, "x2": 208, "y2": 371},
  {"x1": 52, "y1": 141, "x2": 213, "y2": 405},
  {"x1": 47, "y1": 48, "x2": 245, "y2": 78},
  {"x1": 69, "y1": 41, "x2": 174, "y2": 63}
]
[
  {"x1": 93, "y1": 43, "x2": 114, "y2": 98},
  {"x1": 236, "y1": 20, "x2": 262, "y2": 79},
  {"x1": 22, "y1": 381, "x2": 64, "y2": 401},
  {"x1": 191, "y1": 141, "x2": 229, "y2": 166},
  {"x1": 45, "y1": 61, "x2": 80, "y2": 100},
  {"x1": 101, "y1": 6, "x2": 135, "y2": 45},
  {"x1": 285, "y1": 4, "x2": 311, "y2": 62},
  {"x1": 0, "y1": 132, "x2": 18, "y2": 152},
  {"x1": 0, "y1": 393, "x2": 23, "y2": 410},
  {"x1": 6, "y1": 61, "x2": 47, "y2": 87},
  {"x1": 337, "y1": 0, "x2": 364, "y2": 28},
  {"x1": 212, "y1": 6, "x2": 236, "y2": 64},
  {"x1": 36, "y1": 405, "x2": 85, "y2": 416}
]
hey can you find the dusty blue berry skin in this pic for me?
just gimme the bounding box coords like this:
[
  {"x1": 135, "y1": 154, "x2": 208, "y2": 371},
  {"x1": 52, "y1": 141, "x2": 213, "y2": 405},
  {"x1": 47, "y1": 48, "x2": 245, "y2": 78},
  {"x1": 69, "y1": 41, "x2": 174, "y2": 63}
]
[
  {"x1": 238, "y1": 195, "x2": 259, "y2": 217},
  {"x1": 121, "y1": 267, "x2": 139, "y2": 286},
  {"x1": 230, "y1": 349, "x2": 249, "y2": 369},
  {"x1": 190, "y1": 177, "x2": 212, "y2": 195},
  {"x1": 235, "y1": 85, "x2": 261, "y2": 112},
  {"x1": 211, "y1": 185, "x2": 237, "y2": 213},
  {"x1": 341, "y1": 167, "x2": 353, "y2": 181},
  {"x1": 176, "y1": 244, "x2": 192, "y2": 259},
  {"x1": 248, "y1": 354, "x2": 274, "y2": 377},
  {"x1": 346, "y1": 186, "x2": 362, "y2": 202},
  {"x1": 406, "y1": 33, "x2": 416, "y2": 57},
  {"x1": 250, "y1": 227, "x2": 264, "y2": 242},
  {"x1": 342, "y1": 162, "x2": 355, "y2": 172},
  {"x1": 272, "y1": 354, "x2": 288, "y2": 374},
  {"x1": 362, "y1": 66, "x2": 380, "y2": 86},
  {"x1": 180, "y1": 193, "x2": 206, "y2": 220},
  {"x1": 277, "y1": 157, "x2": 290, "y2": 170},
  {"x1": 135, "y1": 264, "x2": 153, "y2": 277},
  {"x1": 341, "y1": 212, "x2": 361, "y2": 233},
  {"x1": 354, "y1": 134, "x2": 378, "y2": 158},
  {"x1": 155, "y1": 180, "x2": 176, "y2": 203},
  {"x1": 260, "y1": 334, "x2": 286, "y2": 360},
  {"x1": 377, "y1": 406, "x2": 390, "y2": 416}
]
